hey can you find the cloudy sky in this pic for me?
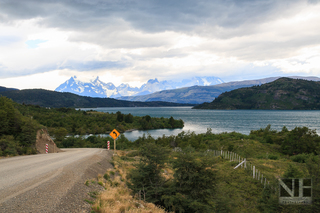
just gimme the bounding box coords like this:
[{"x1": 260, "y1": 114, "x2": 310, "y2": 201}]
[{"x1": 0, "y1": 0, "x2": 319, "y2": 90}]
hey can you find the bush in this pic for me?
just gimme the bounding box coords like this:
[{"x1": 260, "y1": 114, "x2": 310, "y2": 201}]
[
  {"x1": 120, "y1": 156, "x2": 135, "y2": 162},
  {"x1": 291, "y1": 153, "x2": 310, "y2": 163},
  {"x1": 127, "y1": 143, "x2": 170, "y2": 204},
  {"x1": 283, "y1": 164, "x2": 304, "y2": 178},
  {"x1": 280, "y1": 127, "x2": 320, "y2": 156},
  {"x1": 126, "y1": 150, "x2": 140, "y2": 157},
  {"x1": 268, "y1": 154, "x2": 279, "y2": 160},
  {"x1": 162, "y1": 150, "x2": 216, "y2": 212},
  {"x1": 103, "y1": 173, "x2": 110, "y2": 180},
  {"x1": 0, "y1": 135, "x2": 19, "y2": 156}
]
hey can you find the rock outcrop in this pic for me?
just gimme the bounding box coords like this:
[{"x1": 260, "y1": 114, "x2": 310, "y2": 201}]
[{"x1": 35, "y1": 129, "x2": 61, "y2": 154}]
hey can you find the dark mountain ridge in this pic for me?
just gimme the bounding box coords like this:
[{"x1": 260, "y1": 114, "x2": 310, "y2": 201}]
[
  {"x1": 118, "y1": 76, "x2": 320, "y2": 104},
  {"x1": 0, "y1": 88, "x2": 192, "y2": 108},
  {"x1": 0, "y1": 86, "x2": 18, "y2": 92},
  {"x1": 194, "y1": 78, "x2": 320, "y2": 110}
]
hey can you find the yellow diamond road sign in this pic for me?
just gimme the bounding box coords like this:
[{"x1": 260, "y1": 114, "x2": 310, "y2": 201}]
[{"x1": 110, "y1": 129, "x2": 120, "y2": 140}]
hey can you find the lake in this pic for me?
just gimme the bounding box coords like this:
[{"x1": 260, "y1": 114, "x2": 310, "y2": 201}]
[{"x1": 81, "y1": 107, "x2": 320, "y2": 141}]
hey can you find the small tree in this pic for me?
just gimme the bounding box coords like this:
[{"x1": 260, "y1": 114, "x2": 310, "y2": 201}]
[
  {"x1": 124, "y1": 113, "x2": 134, "y2": 123},
  {"x1": 0, "y1": 135, "x2": 19, "y2": 156},
  {"x1": 281, "y1": 127, "x2": 320, "y2": 155},
  {"x1": 54, "y1": 127, "x2": 68, "y2": 143},
  {"x1": 162, "y1": 147, "x2": 216, "y2": 212},
  {"x1": 169, "y1": 116, "x2": 175, "y2": 128},
  {"x1": 116, "y1": 111, "x2": 124, "y2": 122},
  {"x1": 127, "y1": 143, "x2": 170, "y2": 204},
  {"x1": 18, "y1": 117, "x2": 37, "y2": 147}
]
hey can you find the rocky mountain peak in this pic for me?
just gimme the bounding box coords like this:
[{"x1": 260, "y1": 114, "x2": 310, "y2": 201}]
[{"x1": 55, "y1": 76, "x2": 224, "y2": 98}]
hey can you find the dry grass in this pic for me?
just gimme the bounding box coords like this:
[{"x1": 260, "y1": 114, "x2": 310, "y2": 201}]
[{"x1": 91, "y1": 150, "x2": 168, "y2": 213}]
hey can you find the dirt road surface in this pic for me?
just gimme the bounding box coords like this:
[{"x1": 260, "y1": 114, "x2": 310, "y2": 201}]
[{"x1": 0, "y1": 148, "x2": 113, "y2": 213}]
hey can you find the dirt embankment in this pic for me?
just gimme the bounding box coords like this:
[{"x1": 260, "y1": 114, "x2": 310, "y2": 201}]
[{"x1": 35, "y1": 129, "x2": 61, "y2": 154}]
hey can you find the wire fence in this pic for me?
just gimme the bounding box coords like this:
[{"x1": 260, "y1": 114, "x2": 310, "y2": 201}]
[
  {"x1": 172, "y1": 147, "x2": 277, "y2": 190},
  {"x1": 209, "y1": 150, "x2": 272, "y2": 189}
]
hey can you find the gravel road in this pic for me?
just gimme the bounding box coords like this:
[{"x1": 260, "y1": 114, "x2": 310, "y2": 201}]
[{"x1": 0, "y1": 148, "x2": 113, "y2": 213}]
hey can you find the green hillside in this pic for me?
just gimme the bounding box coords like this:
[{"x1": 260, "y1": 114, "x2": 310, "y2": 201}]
[
  {"x1": 119, "y1": 76, "x2": 320, "y2": 104},
  {"x1": 0, "y1": 96, "x2": 41, "y2": 156},
  {"x1": 0, "y1": 88, "x2": 191, "y2": 108},
  {"x1": 194, "y1": 78, "x2": 320, "y2": 110},
  {"x1": 0, "y1": 97, "x2": 184, "y2": 156},
  {"x1": 0, "y1": 86, "x2": 18, "y2": 92},
  {"x1": 103, "y1": 125, "x2": 320, "y2": 212}
]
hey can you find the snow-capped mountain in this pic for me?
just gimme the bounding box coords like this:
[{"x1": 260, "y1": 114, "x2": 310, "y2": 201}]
[
  {"x1": 55, "y1": 76, "x2": 224, "y2": 98},
  {"x1": 55, "y1": 76, "x2": 119, "y2": 98}
]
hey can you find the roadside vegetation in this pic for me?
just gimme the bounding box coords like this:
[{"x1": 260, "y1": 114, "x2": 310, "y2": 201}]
[
  {"x1": 16, "y1": 102, "x2": 183, "y2": 148},
  {"x1": 2, "y1": 96, "x2": 320, "y2": 212},
  {"x1": 16, "y1": 104, "x2": 183, "y2": 134},
  {"x1": 0, "y1": 96, "x2": 183, "y2": 156},
  {"x1": 89, "y1": 125, "x2": 320, "y2": 213},
  {"x1": 0, "y1": 96, "x2": 40, "y2": 156},
  {"x1": 89, "y1": 150, "x2": 167, "y2": 213}
]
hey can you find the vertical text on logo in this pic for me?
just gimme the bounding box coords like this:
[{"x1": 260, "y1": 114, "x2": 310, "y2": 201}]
[{"x1": 279, "y1": 178, "x2": 312, "y2": 205}]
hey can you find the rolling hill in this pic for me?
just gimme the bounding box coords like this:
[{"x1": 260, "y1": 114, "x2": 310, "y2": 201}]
[
  {"x1": 118, "y1": 76, "x2": 320, "y2": 104},
  {"x1": 0, "y1": 88, "x2": 192, "y2": 108},
  {"x1": 0, "y1": 86, "x2": 18, "y2": 92},
  {"x1": 193, "y1": 77, "x2": 320, "y2": 110}
]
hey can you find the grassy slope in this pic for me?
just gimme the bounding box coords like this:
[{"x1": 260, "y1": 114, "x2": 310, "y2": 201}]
[
  {"x1": 90, "y1": 134, "x2": 314, "y2": 213},
  {"x1": 90, "y1": 151, "x2": 167, "y2": 213}
]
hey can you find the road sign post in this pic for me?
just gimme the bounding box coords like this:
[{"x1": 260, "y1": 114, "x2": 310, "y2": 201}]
[{"x1": 109, "y1": 129, "x2": 120, "y2": 155}]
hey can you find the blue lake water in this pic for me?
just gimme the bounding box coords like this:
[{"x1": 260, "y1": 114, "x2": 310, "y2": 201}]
[{"x1": 81, "y1": 107, "x2": 320, "y2": 141}]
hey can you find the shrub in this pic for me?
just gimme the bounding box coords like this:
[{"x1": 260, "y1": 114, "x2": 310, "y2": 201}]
[
  {"x1": 291, "y1": 153, "x2": 310, "y2": 163},
  {"x1": 120, "y1": 156, "x2": 135, "y2": 162},
  {"x1": 104, "y1": 173, "x2": 110, "y2": 180},
  {"x1": 281, "y1": 127, "x2": 320, "y2": 156},
  {"x1": 268, "y1": 154, "x2": 279, "y2": 160},
  {"x1": 283, "y1": 164, "x2": 304, "y2": 178},
  {"x1": 126, "y1": 150, "x2": 140, "y2": 157}
]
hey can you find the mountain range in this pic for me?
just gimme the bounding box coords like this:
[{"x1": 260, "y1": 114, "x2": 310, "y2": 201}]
[
  {"x1": 193, "y1": 78, "x2": 320, "y2": 110},
  {"x1": 2, "y1": 75, "x2": 320, "y2": 107},
  {"x1": 118, "y1": 76, "x2": 320, "y2": 104},
  {"x1": 0, "y1": 88, "x2": 192, "y2": 108},
  {"x1": 55, "y1": 76, "x2": 224, "y2": 98}
]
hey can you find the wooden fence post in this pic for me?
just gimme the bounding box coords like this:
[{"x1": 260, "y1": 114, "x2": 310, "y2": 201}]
[{"x1": 253, "y1": 166, "x2": 255, "y2": 179}]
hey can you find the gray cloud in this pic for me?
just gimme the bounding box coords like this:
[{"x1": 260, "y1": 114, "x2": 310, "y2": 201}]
[
  {"x1": 0, "y1": 0, "x2": 306, "y2": 33},
  {"x1": 1, "y1": 0, "x2": 315, "y2": 53},
  {"x1": 1, "y1": 0, "x2": 320, "y2": 84},
  {"x1": 1, "y1": 0, "x2": 315, "y2": 50},
  {"x1": 0, "y1": 60, "x2": 128, "y2": 78}
]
